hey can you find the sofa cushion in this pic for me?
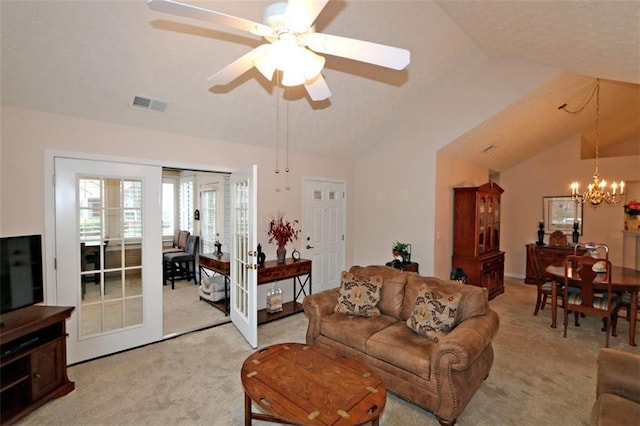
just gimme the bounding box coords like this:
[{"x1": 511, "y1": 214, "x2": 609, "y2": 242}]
[
  {"x1": 365, "y1": 322, "x2": 435, "y2": 380},
  {"x1": 334, "y1": 271, "x2": 383, "y2": 317},
  {"x1": 406, "y1": 286, "x2": 461, "y2": 342},
  {"x1": 349, "y1": 265, "x2": 408, "y2": 318},
  {"x1": 320, "y1": 313, "x2": 398, "y2": 352},
  {"x1": 401, "y1": 275, "x2": 488, "y2": 323}
]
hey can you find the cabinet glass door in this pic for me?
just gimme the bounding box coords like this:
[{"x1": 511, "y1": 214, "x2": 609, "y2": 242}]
[
  {"x1": 478, "y1": 197, "x2": 486, "y2": 253},
  {"x1": 494, "y1": 198, "x2": 500, "y2": 249}
]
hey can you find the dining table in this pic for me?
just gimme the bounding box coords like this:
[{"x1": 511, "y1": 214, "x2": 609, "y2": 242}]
[{"x1": 545, "y1": 263, "x2": 640, "y2": 346}]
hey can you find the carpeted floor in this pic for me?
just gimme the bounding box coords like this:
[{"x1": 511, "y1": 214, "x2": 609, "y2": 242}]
[
  {"x1": 17, "y1": 278, "x2": 640, "y2": 425},
  {"x1": 163, "y1": 279, "x2": 229, "y2": 336}
]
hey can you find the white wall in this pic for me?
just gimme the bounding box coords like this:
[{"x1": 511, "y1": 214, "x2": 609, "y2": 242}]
[{"x1": 0, "y1": 106, "x2": 354, "y2": 261}]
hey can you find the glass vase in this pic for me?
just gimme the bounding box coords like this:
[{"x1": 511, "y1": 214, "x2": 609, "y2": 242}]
[{"x1": 277, "y1": 246, "x2": 287, "y2": 263}]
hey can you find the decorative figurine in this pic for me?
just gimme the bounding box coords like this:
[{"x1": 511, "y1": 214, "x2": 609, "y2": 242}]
[
  {"x1": 572, "y1": 222, "x2": 580, "y2": 244},
  {"x1": 257, "y1": 243, "x2": 266, "y2": 268}
]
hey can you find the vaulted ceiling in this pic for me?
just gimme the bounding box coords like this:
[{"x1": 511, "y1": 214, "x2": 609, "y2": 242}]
[{"x1": 2, "y1": 1, "x2": 639, "y2": 172}]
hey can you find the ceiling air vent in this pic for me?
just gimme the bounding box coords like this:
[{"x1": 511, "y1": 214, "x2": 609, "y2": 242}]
[{"x1": 132, "y1": 96, "x2": 168, "y2": 112}]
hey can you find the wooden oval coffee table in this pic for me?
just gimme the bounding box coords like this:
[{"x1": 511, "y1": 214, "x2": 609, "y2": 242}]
[{"x1": 241, "y1": 342, "x2": 387, "y2": 425}]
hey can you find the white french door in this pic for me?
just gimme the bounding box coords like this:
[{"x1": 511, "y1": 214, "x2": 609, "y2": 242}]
[
  {"x1": 230, "y1": 165, "x2": 258, "y2": 348},
  {"x1": 54, "y1": 157, "x2": 163, "y2": 364},
  {"x1": 302, "y1": 179, "x2": 346, "y2": 294}
]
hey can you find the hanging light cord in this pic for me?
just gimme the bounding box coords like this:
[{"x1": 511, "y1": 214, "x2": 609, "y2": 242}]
[
  {"x1": 558, "y1": 79, "x2": 599, "y2": 115},
  {"x1": 558, "y1": 78, "x2": 601, "y2": 171},
  {"x1": 275, "y1": 71, "x2": 280, "y2": 174}
]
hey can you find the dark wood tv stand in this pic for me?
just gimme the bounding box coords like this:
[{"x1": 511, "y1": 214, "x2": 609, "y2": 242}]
[{"x1": 0, "y1": 305, "x2": 75, "y2": 425}]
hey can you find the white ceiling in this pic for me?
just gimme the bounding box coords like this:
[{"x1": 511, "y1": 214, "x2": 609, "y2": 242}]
[{"x1": 1, "y1": 1, "x2": 639, "y2": 172}]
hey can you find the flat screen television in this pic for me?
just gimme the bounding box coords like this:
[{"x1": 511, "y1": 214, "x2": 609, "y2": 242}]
[{"x1": 0, "y1": 234, "x2": 45, "y2": 315}]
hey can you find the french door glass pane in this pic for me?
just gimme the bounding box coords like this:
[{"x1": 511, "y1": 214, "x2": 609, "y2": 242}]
[{"x1": 78, "y1": 176, "x2": 144, "y2": 338}]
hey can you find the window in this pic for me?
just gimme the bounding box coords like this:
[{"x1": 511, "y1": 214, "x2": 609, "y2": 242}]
[
  {"x1": 161, "y1": 180, "x2": 175, "y2": 237},
  {"x1": 200, "y1": 190, "x2": 217, "y2": 253},
  {"x1": 179, "y1": 177, "x2": 194, "y2": 233}
]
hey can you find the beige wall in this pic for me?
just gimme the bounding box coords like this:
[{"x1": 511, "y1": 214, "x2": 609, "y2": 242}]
[
  {"x1": 0, "y1": 106, "x2": 354, "y2": 263},
  {"x1": 500, "y1": 135, "x2": 640, "y2": 276}
]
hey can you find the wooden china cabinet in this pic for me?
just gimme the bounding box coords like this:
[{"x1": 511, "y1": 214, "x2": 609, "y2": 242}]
[{"x1": 452, "y1": 182, "x2": 504, "y2": 299}]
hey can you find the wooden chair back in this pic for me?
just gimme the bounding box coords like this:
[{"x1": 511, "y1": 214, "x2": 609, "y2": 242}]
[
  {"x1": 527, "y1": 244, "x2": 547, "y2": 284},
  {"x1": 563, "y1": 254, "x2": 616, "y2": 347},
  {"x1": 574, "y1": 242, "x2": 609, "y2": 260}
]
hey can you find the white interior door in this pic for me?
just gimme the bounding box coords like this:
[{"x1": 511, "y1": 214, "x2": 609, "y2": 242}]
[
  {"x1": 55, "y1": 157, "x2": 163, "y2": 364},
  {"x1": 230, "y1": 165, "x2": 258, "y2": 348},
  {"x1": 302, "y1": 179, "x2": 346, "y2": 294}
]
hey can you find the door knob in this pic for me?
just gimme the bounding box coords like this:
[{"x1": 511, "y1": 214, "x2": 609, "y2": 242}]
[{"x1": 306, "y1": 245, "x2": 315, "y2": 249}]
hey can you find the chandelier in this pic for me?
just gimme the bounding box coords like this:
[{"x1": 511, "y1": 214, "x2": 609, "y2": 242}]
[{"x1": 561, "y1": 79, "x2": 625, "y2": 205}]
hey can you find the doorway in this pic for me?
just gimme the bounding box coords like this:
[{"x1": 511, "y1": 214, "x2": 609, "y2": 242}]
[
  {"x1": 46, "y1": 153, "x2": 255, "y2": 363},
  {"x1": 54, "y1": 157, "x2": 163, "y2": 364},
  {"x1": 302, "y1": 178, "x2": 346, "y2": 294},
  {"x1": 161, "y1": 168, "x2": 231, "y2": 336}
]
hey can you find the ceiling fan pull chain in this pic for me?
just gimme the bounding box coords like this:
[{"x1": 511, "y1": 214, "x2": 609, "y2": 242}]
[
  {"x1": 285, "y1": 85, "x2": 290, "y2": 173},
  {"x1": 275, "y1": 71, "x2": 280, "y2": 174}
]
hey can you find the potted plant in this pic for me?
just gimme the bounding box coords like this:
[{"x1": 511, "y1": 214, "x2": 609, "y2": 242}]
[
  {"x1": 392, "y1": 242, "x2": 411, "y2": 263},
  {"x1": 267, "y1": 211, "x2": 300, "y2": 263}
]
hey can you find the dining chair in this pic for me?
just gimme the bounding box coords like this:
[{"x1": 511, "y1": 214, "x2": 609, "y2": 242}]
[
  {"x1": 573, "y1": 242, "x2": 609, "y2": 260},
  {"x1": 528, "y1": 244, "x2": 558, "y2": 316},
  {"x1": 563, "y1": 255, "x2": 620, "y2": 347}
]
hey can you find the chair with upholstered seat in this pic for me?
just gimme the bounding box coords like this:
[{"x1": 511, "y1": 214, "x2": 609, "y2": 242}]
[
  {"x1": 163, "y1": 230, "x2": 190, "y2": 254},
  {"x1": 163, "y1": 235, "x2": 199, "y2": 289},
  {"x1": 563, "y1": 255, "x2": 620, "y2": 347}
]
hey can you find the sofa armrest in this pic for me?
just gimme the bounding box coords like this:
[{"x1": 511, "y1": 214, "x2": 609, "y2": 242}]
[
  {"x1": 434, "y1": 309, "x2": 500, "y2": 371},
  {"x1": 597, "y1": 348, "x2": 640, "y2": 403},
  {"x1": 303, "y1": 288, "x2": 340, "y2": 344}
]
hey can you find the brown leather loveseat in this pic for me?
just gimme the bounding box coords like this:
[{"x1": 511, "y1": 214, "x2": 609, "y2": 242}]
[{"x1": 303, "y1": 265, "x2": 499, "y2": 425}]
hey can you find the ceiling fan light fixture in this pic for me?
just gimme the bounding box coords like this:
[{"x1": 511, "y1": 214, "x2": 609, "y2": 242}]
[{"x1": 254, "y1": 53, "x2": 276, "y2": 81}]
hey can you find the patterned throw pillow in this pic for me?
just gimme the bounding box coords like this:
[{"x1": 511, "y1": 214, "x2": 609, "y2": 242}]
[
  {"x1": 334, "y1": 271, "x2": 383, "y2": 317},
  {"x1": 406, "y1": 285, "x2": 461, "y2": 342}
]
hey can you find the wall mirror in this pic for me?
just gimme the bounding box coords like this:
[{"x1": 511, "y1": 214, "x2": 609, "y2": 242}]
[{"x1": 543, "y1": 196, "x2": 583, "y2": 235}]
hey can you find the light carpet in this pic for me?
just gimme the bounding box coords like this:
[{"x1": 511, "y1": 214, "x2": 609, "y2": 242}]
[
  {"x1": 17, "y1": 278, "x2": 640, "y2": 425},
  {"x1": 163, "y1": 279, "x2": 229, "y2": 336}
]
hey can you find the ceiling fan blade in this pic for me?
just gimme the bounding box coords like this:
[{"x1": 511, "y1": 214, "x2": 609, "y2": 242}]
[
  {"x1": 208, "y1": 45, "x2": 270, "y2": 85},
  {"x1": 305, "y1": 33, "x2": 410, "y2": 70},
  {"x1": 147, "y1": 0, "x2": 272, "y2": 36},
  {"x1": 284, "y1": 0, "x2": 329, "y2": 33},
  {"x1": 304, "y1": 74, "x2": 331, "y2": 101}
]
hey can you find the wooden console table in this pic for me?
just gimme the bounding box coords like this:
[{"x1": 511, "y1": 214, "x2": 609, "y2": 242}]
[
  {"x1": 198, "y1": 254, "x2": 311, "y2": 324},
  {"x1": 258, "y1": 259, "x2": 311, "y2": 325},
  {"x1": 0, "y1": 306, "x2": 75, "y2": 425}
]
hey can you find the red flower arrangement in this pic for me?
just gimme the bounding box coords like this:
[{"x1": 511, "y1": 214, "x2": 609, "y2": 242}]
[
  {"x1": 267, "y1": 211, "x2": 300, "y2": 248},
  {"x1": 624, "y1": 200, "x2": 640, "y2": 217}
]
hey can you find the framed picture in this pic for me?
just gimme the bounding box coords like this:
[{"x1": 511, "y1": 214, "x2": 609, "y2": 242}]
[{"x1": 542, "y1": 196, "x2": 583, "y2": 235}]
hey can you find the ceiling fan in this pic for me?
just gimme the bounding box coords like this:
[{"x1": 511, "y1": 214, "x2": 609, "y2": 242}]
[{"x1": 147, "y1": 0, "x2": 411, "y2": 101}]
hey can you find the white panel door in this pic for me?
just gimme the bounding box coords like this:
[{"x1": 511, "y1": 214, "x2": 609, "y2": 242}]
[
  {"x1": 302, "y1": 179, "x2": 345, "y2": 294},
  {"x1": 230, "y1": 165, "x2": 258, "y2": 348},
  {"x1": 55, "y1": 157, "x2": 163, "y2": 364}
]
